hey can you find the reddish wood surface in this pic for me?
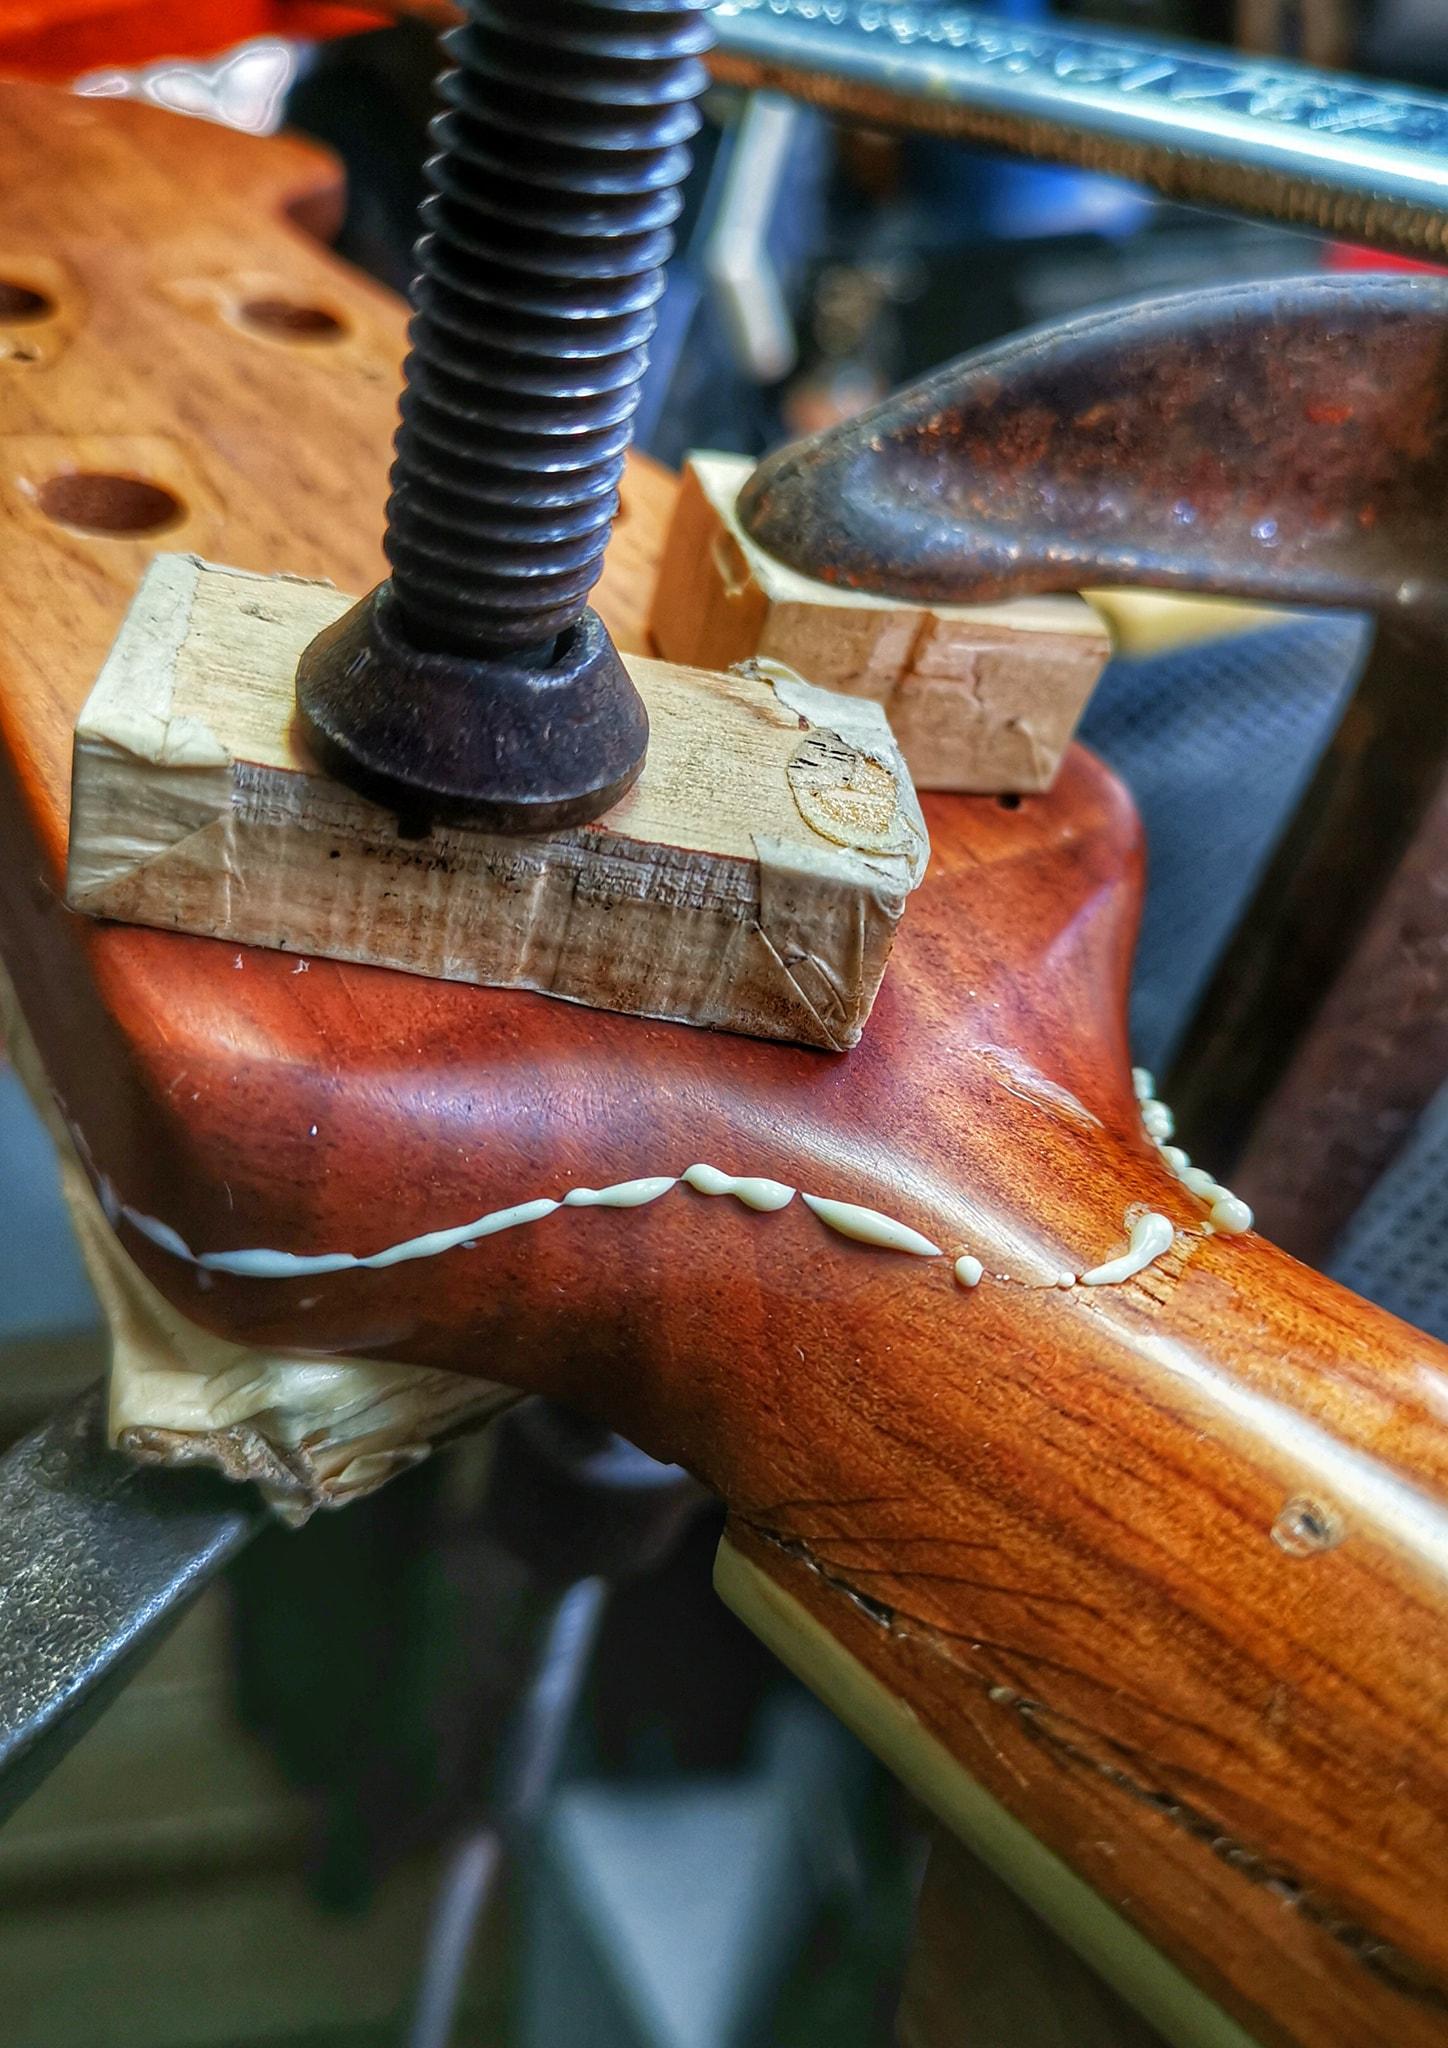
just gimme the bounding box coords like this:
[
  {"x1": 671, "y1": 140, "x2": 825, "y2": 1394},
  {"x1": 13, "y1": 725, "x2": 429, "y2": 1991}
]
[{"x1": 4, "y1": 85, "x2": 1448, "y2": 2048}]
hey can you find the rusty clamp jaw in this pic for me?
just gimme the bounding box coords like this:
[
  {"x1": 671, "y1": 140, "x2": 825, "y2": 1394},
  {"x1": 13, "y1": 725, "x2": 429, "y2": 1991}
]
[
  {"x1": 707, "y1": 10, "x2": 1448, "y2": 1205},
  {"x1": 740, "y1": 276, "x2": 1448, "y2": 623},
  {"x1": 733, "y1": 277, "x2": 1448, "y2": 1216}
]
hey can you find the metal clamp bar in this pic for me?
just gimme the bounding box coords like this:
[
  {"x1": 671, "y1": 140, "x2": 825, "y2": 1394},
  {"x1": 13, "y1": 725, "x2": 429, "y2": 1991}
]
[
  {"x1": 0, "y1": 1384, "x2": 266, "y2": 1822},
  {"x1": 709, "y1": 1, "x2": 1448, "y2": 256}
]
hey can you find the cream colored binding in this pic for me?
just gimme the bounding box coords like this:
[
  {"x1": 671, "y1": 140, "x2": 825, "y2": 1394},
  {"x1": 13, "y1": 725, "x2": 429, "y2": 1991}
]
[{"x1": 714, "y1": 1537, "x2": 1260, "y2": 2048}]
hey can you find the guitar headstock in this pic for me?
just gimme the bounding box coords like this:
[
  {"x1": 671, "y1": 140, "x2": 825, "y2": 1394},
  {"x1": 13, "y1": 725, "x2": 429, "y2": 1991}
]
[{"x1": 4, "y1": 82, "x2": 1448, "y2": 2048}]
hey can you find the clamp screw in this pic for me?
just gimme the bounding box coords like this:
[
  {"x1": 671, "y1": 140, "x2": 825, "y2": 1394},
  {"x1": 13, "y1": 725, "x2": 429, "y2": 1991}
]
[{"x1": 298, "y1": 0, "x2": 713, "y2": 832}]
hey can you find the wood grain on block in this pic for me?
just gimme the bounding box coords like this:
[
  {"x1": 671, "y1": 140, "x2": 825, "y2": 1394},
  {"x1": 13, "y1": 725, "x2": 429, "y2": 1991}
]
[
  {"x1": 649, "y1": 452, "x2": 1110, "y2": 793},
  {"x1": 66, "y1": 556, "x2": 928, "y2": 1051}
]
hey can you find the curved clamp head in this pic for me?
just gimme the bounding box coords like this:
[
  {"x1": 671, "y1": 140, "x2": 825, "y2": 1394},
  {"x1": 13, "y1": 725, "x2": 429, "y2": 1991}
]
[{"x1": 738, "y1": 272, "x2": 1448, "y2": 621}]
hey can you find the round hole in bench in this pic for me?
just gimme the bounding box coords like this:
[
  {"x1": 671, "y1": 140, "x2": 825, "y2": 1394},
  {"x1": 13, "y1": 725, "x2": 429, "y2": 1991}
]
[
  {"x1": 0, "y1": 281, "x2": 53, "y2": 322},
  {"x1": 237, "y1": 296, "x2": 347, "y2": 341},
  {"x1": 38, "y1": 472, "x2": 184, "y2": 537}
]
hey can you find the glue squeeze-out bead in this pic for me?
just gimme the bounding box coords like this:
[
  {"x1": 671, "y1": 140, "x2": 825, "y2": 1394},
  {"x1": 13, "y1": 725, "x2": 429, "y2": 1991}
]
[{"x1": 1132, "y1": 1070, "x2": 1254, "y2": 1238}]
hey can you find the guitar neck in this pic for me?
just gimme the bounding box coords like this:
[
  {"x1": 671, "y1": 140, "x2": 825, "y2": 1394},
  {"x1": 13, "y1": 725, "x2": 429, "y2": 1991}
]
[{"x1": 682, "y1": 1216, "x2": 1448, "y2": 2048}]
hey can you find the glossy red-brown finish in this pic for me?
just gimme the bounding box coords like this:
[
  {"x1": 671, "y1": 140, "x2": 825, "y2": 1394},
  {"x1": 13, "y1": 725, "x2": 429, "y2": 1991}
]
[{"x1": 4, "y1": 85, "x2": 1448, "y2": 2048}]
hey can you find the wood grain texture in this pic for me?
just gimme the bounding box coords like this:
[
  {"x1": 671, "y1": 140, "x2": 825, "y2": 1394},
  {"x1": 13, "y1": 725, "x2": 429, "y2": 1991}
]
[
  {"x1": 66, "y1": 556, "x2": 926, "y2": 1049},
  {"x1": 717, "y1": 1540, "x2": 1233, "y2": 2048},
  {"x1": 4, "y1": 84, "x2": 1448, "y2": 2048},
  {"x1": 650, "y1": 452, "x2": 1110, "y2": 793},
  {"x1": 0, "y1": 84, "x2": 669, "y2": 889}
]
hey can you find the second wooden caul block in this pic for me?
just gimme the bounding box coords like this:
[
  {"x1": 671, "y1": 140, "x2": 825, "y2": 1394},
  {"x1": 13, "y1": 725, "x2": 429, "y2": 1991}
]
[
  {"x1": 66, "y1": 556, "x2": 928, "y2": 1052},
  {"x1": 650, "y1": 452, "x2": 1112, "y2": 793}
]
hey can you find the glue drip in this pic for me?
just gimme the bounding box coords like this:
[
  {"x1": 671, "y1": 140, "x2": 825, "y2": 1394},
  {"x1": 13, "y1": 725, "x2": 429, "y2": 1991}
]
[
  {"x1": 106, "y1": 1098, "x2": 1239, "y2": 1302},
  {"x1": 1130, "y1": 1069, "x2": 1253, "y2": 1235}
]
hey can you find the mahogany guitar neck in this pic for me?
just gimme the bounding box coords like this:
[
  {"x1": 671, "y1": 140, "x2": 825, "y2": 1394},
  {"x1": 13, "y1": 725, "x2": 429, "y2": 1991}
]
[{"x1": 0, "y1": 82, "x2": 1446, "y2": 2048}]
